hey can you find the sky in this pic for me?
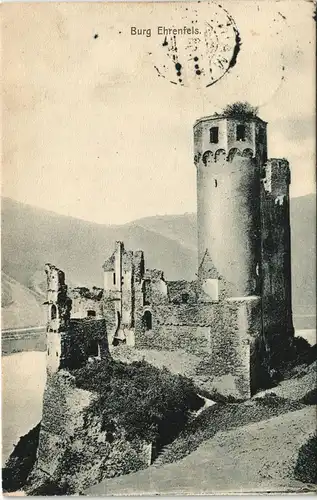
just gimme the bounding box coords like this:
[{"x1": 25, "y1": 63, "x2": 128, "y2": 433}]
[{"x1": 2, "y1": 0, "x2": 316, "y2": 224}]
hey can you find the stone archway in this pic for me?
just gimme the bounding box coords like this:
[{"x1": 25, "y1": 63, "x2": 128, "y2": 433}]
[{"x1": 143, "y1": 310, "x2": 152, "y2": 331}]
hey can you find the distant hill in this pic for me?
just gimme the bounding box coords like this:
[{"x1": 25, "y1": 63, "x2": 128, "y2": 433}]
[
  {"x1": 1, "y1": 195, "x2": 316, "y2": 329},
  {"x1": 1, "y1": 273, "x2": 46, "y2": 330}
]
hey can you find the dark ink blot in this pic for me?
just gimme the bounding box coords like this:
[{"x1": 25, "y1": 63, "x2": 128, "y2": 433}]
[
  {"x1": 195, "y1": 64, "x2": 199, "y2": 69},
  {"x1": 194, "y1": 56, "x2": 199, "y2": 62},
  {"x1": 119, "y1": 31, "x2": 122, "y2": 35},
  {"x1": 196, "y1": 70, "x2": 201, "y2": 75},
  {"x1": 94, "y1": 34, "x2": 99, "y2": 39},
  {"x1": 179, "y1": 79, "x2": 182, "y2": 83},
  {"x1": 162, "y1": 37, "x2": 168, "y2": 46},
  {"x1": 175, "y1": 62, "x2": 182, "y2": 72}
]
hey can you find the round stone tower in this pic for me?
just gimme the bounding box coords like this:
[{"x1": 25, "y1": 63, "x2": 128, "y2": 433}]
[{"x1": 194, "y1": 111, "x2": 268, "y2": 298}]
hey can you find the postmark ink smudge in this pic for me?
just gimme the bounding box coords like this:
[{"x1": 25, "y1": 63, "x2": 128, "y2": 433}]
[
  {"x1": 154, "y1": 2, "x2": 241, "y2": 88},
  {"x1": 228, "y1": 27, "x2": 241, "y2": 70}
]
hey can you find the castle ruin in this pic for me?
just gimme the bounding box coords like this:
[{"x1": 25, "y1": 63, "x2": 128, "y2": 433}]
[{"x1": 44, "y1": 109, "x2": 294, "y2": 400}]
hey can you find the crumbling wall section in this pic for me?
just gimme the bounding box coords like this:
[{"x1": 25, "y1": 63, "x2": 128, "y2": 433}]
[
  {"x1": 69, "y1": 288, "x2": 103, "y2": 319},
  {"x1": 134, "y1": 295, "x2": 262, "y2": 399},
  {"x1": 261, "y1": 159, "x2": 294, "y2": 371},
  {"x1": 33, "y1": 371, "x2": 150, "y2": 493},
  {"x1": 59, "y1": 318, "x2": 109, "y2": 370}
]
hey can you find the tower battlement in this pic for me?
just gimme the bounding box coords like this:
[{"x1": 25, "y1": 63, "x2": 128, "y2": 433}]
[{"x1": 194, "y1": 113, "x2": 268, "y2": 167}]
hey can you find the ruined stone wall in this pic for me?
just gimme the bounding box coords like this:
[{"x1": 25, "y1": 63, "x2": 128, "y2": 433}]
[
  {"x1": 261, "y1": 159, "x2": 294, "y2": 367},
  {"x1": 69, "y1": 290, "x2": 103, "y2": 319},
  {"x1": 133, "y1": 296, "x2": 263, "y2": 399},
  {"x1": 34, "y1": 370, "x2": 150, "y2": 493},
  {"x1": 59, "y1": 318, "x2": 109, "y2": 370},
  {"x1": 121, "y1": 251, "x2": 134, "y2": 329},
  {"x1": 36, "y1": 371, "x2": 95, "y2": 478}
]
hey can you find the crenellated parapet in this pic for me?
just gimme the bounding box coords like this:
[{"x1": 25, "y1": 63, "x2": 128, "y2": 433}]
[{"x1": 194, "y1": 113, "x2": 267, "y2": 168}]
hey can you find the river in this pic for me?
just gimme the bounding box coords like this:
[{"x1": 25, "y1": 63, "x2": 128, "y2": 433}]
[{"x1": 1, "y1": 351, "x2": 47, "y2": 464}]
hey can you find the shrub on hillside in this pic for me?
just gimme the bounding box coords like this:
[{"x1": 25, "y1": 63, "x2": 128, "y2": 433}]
[{"x1": 72, "y1": 358, "x2": 203, "y2": 444}]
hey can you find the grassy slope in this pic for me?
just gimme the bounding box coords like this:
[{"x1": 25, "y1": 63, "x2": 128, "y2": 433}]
[{"x1": 86, "y1": 405, "x2": 316, "y2": 495}]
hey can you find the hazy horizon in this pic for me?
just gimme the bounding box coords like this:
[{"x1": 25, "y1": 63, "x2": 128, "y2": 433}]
[{"x1": 2, "y1": 191, "x2": 316, "y2": 227}]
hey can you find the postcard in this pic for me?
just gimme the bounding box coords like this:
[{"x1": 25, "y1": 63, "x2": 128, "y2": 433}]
[{"x1": 1, "y1": 0, "x2": 316, "y2": 495}]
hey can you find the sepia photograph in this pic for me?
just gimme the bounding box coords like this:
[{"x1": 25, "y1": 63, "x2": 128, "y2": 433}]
[{"x1": 1, "y1": 0, "x2": 316, "y2": 495}]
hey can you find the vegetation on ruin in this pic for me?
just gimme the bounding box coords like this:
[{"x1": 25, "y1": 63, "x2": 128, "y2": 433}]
[
  {"x1": 216, "y1": 101, "x2": 259, "y2": 119},
  {"x1": 72, "y1": 358, "x2": 203, "y2": 444}
]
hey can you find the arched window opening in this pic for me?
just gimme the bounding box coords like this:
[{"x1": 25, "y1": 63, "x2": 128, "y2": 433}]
[
  {"x1": 202, "y1": 151, "x2": 213, "y2": 166},
  {"x1": 51, "y1": 304, "x2": 57, "y2": 320},
  {"x1": 228, "y1": 148, "x2": 242, "y2": 162},
  {"x1": 143, "y1": 311, "x2": 152, "y2": 331},
  {"x1": 214, "y1": 149, "x2": 226, "y2": 162},
  {"x1": 242, "y1": 148, "x2": 253, "y2": 158}
]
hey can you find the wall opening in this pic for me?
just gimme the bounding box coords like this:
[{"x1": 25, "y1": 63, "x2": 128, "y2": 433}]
[
  {"x1": 215, "y1": 149, "x2": 226, "y2": 162},
  {"x1": 236, "y1": 124, "x2": 246, "y2": 141},
  {"x1": 258, "y1": 128, "x2": 265, "y2": 143},
  {"x1": 88, "y1": 339, "x2": 99, "y2": 357},
  {"x1": 242, "y1": 148, "x2": 253, "y2": 158},
  {"x1": 202, "y1": 150, "x2": 213, "y2": 166},
  {"x1": 181, "y1": 292, "x2": 189, "y2": 304},
  {"x1": 143, "y1": 311, "x2": 152, "y2": 331},
  {"x1": 51, "y1": 304, "x2": 57, "y2": 320},
  {"x1": 87, "y1": 310, "x2": 96, "y2": 317},
  {"x1": 228, "y1": 148, "x2": 241, "y2": 162},
  {"x1": 210, "y1": 127, "x2": 219, "y2": 144}
]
